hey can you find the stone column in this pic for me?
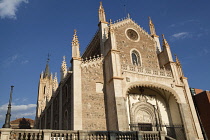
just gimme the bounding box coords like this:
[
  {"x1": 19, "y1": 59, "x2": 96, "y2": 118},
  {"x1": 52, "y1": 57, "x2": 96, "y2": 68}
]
[
  {"x1": 72, "y1": 58, "x2": 82, "y2": 130},
  {"x1": 0, "y1": 128, "x2": 12, "y2": 140},
  {"x1": 43, "y1": 129, "x2": 52, "y2": 140},
  {"x1": 103, "y1": 25, "x2": 129, "y2": 131},
  {"x1": 59, "y1": 86, "x2": 63, "y2": 130},
  {"x1": 50, "y1": 100, "x2": 54, "y2": 129}
]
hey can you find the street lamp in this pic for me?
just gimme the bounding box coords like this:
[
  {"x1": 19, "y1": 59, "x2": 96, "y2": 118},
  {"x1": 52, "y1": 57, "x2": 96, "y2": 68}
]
[{"x1": 2, "y1": 86, "x2": 14, "y2": 128}]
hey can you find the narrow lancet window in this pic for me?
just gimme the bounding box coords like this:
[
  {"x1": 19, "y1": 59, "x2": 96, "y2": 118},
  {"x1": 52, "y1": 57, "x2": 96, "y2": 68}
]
[{"x1": 131, "y1": 50, "x2": 140, "y2": 66}]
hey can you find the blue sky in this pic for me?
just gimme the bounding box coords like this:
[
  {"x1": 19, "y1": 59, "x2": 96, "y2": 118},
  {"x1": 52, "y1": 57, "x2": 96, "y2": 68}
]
[{"x1": 0, "y1": 0, "x2": 209, "y2": 127}]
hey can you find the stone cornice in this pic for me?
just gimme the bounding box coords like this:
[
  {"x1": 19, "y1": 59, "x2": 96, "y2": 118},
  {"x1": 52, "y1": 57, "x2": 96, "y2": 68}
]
[
  {"x1": 105, "y1": 49, "x2": 120, "y2": 58},
  {"x1": 70, "y1": 57, "x2": 82, "y2": 63},
  {"x1": 151, "y1": 34, "x2": 159, "y2": 38},
  {"x1": 98, "y1": 21, "x2": 109, "y2": 26}
]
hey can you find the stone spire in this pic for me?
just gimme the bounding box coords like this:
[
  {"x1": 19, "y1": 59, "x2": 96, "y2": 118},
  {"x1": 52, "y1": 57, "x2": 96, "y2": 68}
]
[
  {"x1": 162, "y1": 34, "x2": 173, "y2": 61},
  {"x1": 162, "y1": 34, "x2": 169, "y2": 47},
  {"x1": 43, "y1": 55, "x2": 50, "y2": 79},
  {"x1": 60, "y1": 56, "x2": 68, "y2": 80},
  {"x1": 149, "y1": 17, "x2": 157, "y2": 36},
  {"x1": 175, "y1": 54, "x2": 184, "y2": 77},
  {"x1": 175, "y1": 54, "x2": 181, "y2": 65},
  {"x1": 72, "y1": 30, "x2": 80, "y2": 58},
  {"x1": 53, "y1": 72, "x2": 58, "y2": 92},
  {"x1": 98, "y1": 1, "x2": 106, "y2": 22}
]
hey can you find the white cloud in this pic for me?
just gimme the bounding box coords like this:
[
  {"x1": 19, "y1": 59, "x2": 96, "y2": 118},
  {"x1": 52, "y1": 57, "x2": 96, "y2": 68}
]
[
  {"x1": 172, "y1": 32, "x2": 189, "y2": 39},
  {"x1": 170, "y1": 32, "x2": 192, "y2": 41},
  {"x1": 21, "y1": 60, "x2": 29, "y2": 64},
  {"x1": 0, "y1": 0, "x2": 28, "y2": 19},
  {"x1": 198, "y1": 48, "x2": 209, "y2": 56},
  {"x1": 3, "y1": 54, "x2": 19, "y2": 67},
  {"x1": 0, "y1": 103, "x2": 36, "y2": 112}
]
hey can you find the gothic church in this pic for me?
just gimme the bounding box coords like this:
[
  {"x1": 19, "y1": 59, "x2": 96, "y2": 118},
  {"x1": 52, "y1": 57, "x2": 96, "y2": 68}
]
[{"x1": 35, "y1": 2, "x2": 204, "y2": 140}]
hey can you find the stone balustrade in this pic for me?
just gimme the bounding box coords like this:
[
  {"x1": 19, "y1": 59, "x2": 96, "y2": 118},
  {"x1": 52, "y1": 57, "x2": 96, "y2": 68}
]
[
  {"x1": 121, "y1": 64, "x2": 173, "y2": 78},
  {"x1": 0, "y1": 128, "x2": 167, "y2": 140}
]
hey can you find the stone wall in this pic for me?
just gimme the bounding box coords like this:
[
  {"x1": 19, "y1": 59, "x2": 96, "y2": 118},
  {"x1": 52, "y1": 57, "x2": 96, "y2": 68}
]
[
  {"x1": 62, "y1": 76, "x2": 73, "y2": 130},
  {"x1": 81, "y1": 57, "x2": 106, "y2": 130}
]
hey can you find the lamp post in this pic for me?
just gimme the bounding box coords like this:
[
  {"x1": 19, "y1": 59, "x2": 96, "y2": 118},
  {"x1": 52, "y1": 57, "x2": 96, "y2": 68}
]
[{"x1": 2, "y1": 86, "x2": 14, "y2": 128}]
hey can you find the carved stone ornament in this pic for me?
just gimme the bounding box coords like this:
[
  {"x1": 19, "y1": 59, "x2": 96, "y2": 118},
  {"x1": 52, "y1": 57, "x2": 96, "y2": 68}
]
[{"x1": 138, "y1": 94, "x2": 148, "y2": 102}]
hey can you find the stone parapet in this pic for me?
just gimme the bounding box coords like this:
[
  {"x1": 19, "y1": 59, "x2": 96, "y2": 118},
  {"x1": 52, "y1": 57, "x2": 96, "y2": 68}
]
[
  {"x1": 121, "y1": 64, "x2": 173, "y2": 78},
  {"x1": 0, "y1": 128, "x2": 167, "y2": 140},
  {"x1": 81, "y1": 54, "x2": 104, "y2": 68}
]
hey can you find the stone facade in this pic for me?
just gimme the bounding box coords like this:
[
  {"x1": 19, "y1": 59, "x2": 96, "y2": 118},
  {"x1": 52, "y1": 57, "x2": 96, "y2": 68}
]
[{"x1": 35, "y1": 2, "x2": 204, "y2": 140}]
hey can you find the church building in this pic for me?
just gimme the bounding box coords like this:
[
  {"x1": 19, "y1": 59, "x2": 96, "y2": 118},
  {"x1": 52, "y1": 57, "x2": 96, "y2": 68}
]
[{"x1": 35, "y1": 2, "x2": 204, "y2": 140}]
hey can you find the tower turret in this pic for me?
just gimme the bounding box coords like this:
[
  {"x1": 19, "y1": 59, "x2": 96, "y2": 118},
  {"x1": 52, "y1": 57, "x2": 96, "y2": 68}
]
[{"x1": 36, "y1": 57, "x2": 53, "y2": 128}]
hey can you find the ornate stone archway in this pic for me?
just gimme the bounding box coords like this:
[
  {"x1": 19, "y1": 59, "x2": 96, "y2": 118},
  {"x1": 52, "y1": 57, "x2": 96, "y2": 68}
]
[{"x1": 125, "y1": 81, "x2": 181, "y2": 103}]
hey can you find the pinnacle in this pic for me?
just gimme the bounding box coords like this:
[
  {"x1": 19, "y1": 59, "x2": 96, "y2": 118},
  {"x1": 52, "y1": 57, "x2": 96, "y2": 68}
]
[
  {"x1": 72, "y1": 29, "x2": 79, "y2": 46},
  {"x1": 162, "y1": 34, "x2": 169, "y2": 46}
]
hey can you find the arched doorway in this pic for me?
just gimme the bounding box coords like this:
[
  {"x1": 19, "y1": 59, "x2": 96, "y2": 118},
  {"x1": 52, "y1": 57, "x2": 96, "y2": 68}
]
[{"x1": 126, "y1": 85, "x2": 185, "y2": 139}]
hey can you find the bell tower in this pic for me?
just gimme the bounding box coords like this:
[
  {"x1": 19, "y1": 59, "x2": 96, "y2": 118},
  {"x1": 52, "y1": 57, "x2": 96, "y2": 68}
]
[{"x1": 36, "y1": 57, "x2": 53, "y2": 120}]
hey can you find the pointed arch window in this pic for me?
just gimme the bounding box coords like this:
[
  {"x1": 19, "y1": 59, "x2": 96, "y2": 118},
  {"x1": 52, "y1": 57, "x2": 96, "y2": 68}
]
[{"x1": 131, "y1": 50, "x2": 141, "y2": 66}]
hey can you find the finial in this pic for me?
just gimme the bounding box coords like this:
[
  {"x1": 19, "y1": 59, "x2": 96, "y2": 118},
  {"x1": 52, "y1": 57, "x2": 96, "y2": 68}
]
[
  {"x1": 148, "y1": 16, "x2": 152, "y2": 21},
  {"x1": 127, "y1": 13, "x2": 130, "y2": 19},
  {"x1": 100, "y1": 1, "x2": 102, "y2": 7},
  {"x1": 109, "y1": 19, "x2": 112, "y2": 24},
  {"x1": 47, "y1": 53, "x2": 50, "y2": 63},
  {"x1": 162, "y1": 34, "x2": 165, "y2": 39},
  {"x1": 63, "y1": 56, "x2": 66, "y2": 61},
  {"x1": 74, "y1": 29, "x2": 77, "y2": 35}
]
